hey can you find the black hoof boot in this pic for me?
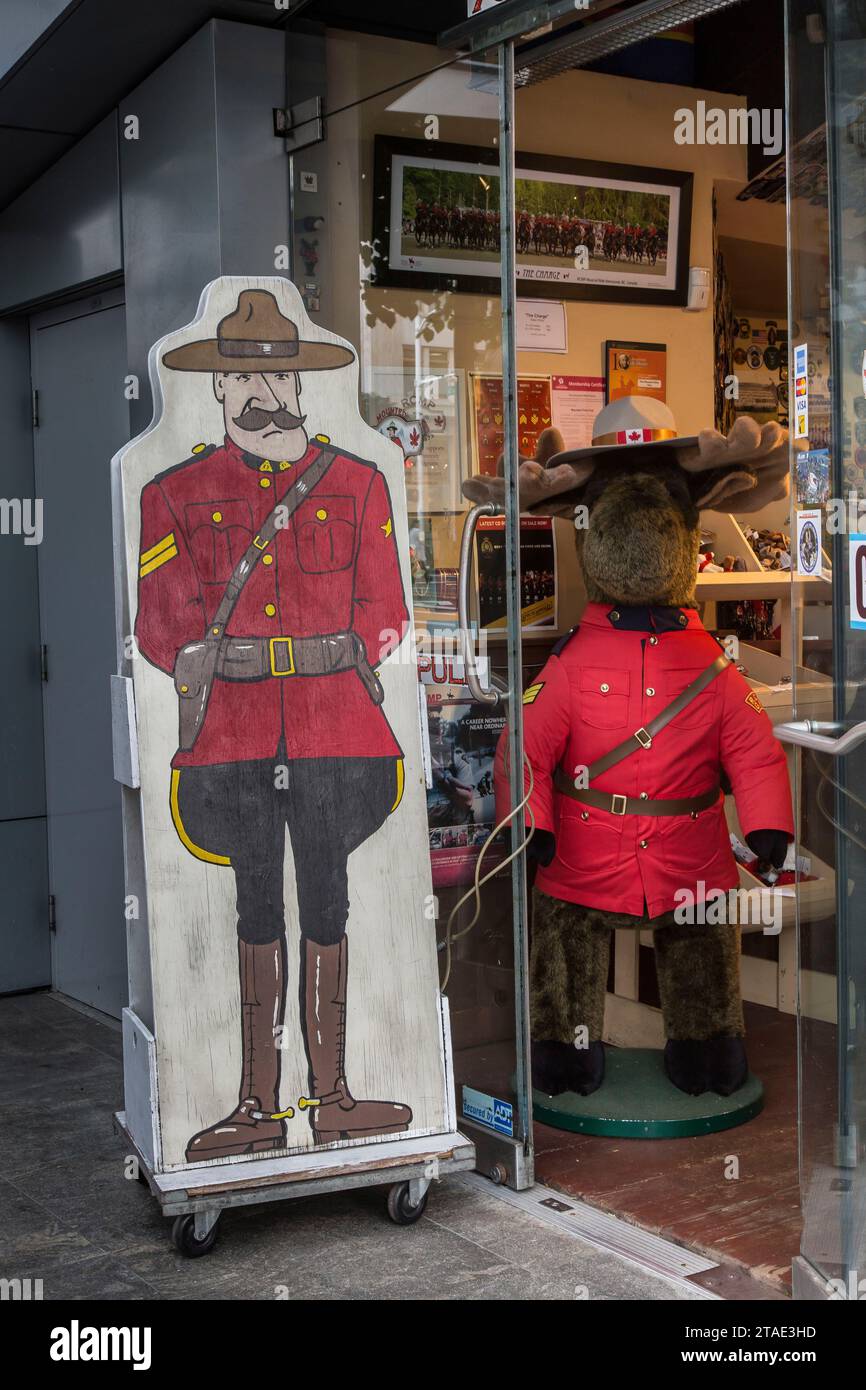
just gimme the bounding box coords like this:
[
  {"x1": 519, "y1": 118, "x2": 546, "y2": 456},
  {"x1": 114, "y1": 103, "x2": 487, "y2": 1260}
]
[
  {"x1": 532, "y1": 1040, "x2": 575, "y2": 1096},
  {"x1": 532, "y1": 1040, "x2": 606, "y2": 1097},
  {"x1": 664, "y1": 1039, "x2": 709, "y2": 1096},
  {"x1": 568, "y1": 1039, "x2": 605, "y2": 1096},
  {"x1": 706, "y1": 1035, "x2": 749, "y2": 1095}
]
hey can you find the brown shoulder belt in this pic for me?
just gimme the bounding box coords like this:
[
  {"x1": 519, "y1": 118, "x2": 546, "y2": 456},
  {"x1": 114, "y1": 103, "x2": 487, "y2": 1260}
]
[
  {"x1": 554, "y1": 653, "x2": 729, "y2": 817},
  {"x1": 173, "y1": 446, "x2": 337, "y2": 751}
]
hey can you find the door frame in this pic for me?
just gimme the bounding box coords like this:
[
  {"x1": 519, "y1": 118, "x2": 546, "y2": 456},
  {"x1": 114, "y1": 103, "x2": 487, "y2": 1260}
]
[{"x1": 29, "y1": 284, "x2": 127, "y2": 1015}]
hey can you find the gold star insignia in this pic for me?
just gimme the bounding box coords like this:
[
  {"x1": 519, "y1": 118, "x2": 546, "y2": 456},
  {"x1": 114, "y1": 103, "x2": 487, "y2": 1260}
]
[{"x1": 380, "y1": 518, "x2": 392, "y2": 537}]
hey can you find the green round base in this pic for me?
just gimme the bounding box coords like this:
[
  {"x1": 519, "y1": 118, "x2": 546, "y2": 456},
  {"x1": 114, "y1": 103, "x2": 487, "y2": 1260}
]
[{"x1": 533, "y1": 1047, "x2": 764, "y2": 1138}]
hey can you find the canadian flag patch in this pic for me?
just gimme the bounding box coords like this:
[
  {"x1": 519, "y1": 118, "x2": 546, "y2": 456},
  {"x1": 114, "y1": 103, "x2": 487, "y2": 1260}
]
[{"x1": 618, "y1": 428, "x2": 653, "y2": 445}]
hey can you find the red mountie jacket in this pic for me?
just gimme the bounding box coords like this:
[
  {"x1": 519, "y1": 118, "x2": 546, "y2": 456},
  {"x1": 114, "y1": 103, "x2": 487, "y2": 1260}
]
[
  {"x1": 496, "y1": 602, "x2": 794, "y2": 918},
  {"x1": 134, "y1": 435, "x2": 409, "y2": 768}
]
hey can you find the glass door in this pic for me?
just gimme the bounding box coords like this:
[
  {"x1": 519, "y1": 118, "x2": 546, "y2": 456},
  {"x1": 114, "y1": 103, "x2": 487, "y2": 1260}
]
[
  {"x1": 784, "y1": 0, "x2": 866, "y2": 1298},
  {"x1": 286, "y1": 20, "x2": 533, "y2": 1185}
]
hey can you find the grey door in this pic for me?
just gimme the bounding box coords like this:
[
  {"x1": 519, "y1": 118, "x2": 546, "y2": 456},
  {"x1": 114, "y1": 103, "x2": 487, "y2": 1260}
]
[{"x1": 30, "y1": 292, "x2": 129, "y2": 1017}]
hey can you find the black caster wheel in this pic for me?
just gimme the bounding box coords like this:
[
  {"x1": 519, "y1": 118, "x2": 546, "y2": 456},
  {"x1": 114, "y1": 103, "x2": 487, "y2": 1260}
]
[
  {"x1": 386, "y1": 1181, "x2": 428, "y2": 1225},
  {"x1": 171, "y1": 1213, "x2": 219, "y2": 1258}
]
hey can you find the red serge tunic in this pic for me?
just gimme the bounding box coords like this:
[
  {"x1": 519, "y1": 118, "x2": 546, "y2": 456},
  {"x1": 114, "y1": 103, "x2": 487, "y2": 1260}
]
[
  {"x1": 134, "y1": 436, "x2": 408, "y2": 768},
  {"x1": 498, "y1": 603, "x2": 794, "y2": 918}
]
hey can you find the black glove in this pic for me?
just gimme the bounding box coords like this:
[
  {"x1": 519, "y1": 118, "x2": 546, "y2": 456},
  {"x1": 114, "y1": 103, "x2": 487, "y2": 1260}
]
[
  {"x1": 746, "y1": 829, "x2": 790, "y2": 869},
  {"x1": 526, "y1": 828, "x2": 556, "y2": 867}
]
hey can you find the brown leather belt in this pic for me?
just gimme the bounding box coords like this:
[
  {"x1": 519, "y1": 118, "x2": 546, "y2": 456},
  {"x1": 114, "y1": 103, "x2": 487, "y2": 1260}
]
[
  {"x1": 215, "y1": 631, "x2": 384, "y2": 704},
  {"x1": 553, "y1": 768, "x2": 720, "y2": 818}
]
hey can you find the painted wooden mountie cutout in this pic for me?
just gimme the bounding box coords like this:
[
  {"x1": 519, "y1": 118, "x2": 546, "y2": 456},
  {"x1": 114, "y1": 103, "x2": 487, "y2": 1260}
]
[{"x1": 118, "y1": 278, "x2": 449, "y2": 1170}]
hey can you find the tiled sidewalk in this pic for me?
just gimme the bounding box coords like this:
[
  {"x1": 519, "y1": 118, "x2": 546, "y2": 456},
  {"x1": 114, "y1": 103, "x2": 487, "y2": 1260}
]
[{"x1": 0, "y1": 992, "x2": 703, "y2": 1301}]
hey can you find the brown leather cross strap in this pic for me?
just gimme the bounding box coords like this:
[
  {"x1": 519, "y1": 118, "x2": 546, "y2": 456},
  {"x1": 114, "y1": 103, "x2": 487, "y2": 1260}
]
[
  {"x1": 552, "y1": 651, "x2": 729, "y2": 819},
  {"x1": 553, "y1": 774, "x2": 720, "y2": 818},
  {"x1": 581, "y1": 653, "x2": 729, "y2": 781}
]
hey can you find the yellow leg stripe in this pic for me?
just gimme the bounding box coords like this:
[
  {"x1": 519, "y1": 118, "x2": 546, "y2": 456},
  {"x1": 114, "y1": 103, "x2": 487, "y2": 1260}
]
[
  {"x1": 390, "y1": 757, "x2": 405, "y2": 813},
  {"x1": 169, "y1": 769, "x2": 231, "y2": 866},
  {"x1": 140, "y1": 544, "x2": 178, "y2": 578},
  {"x1": 140, "y1": 531, "x2": 176, "y2": 564}
]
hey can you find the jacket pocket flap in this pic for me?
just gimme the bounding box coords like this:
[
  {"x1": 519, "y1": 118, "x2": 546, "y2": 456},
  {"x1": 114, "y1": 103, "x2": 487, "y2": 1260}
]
[{"x1": 580, "y1": 667, "x2": 630, "y2": 696}]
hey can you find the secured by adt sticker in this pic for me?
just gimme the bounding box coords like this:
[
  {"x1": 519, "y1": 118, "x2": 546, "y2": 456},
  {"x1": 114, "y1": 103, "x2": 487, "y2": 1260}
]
[{"x1": 461, "y1": 1085, "x2": 513, "y2": 1135}]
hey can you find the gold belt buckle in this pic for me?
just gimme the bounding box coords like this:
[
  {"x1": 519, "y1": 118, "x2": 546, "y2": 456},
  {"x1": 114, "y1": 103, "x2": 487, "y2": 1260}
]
[
  {"x1": 269, "y1": 636, "x2": 295, "y2": 677},
  {"x1": 610, "y1": 793, "x2": 627, "y2": 816}
]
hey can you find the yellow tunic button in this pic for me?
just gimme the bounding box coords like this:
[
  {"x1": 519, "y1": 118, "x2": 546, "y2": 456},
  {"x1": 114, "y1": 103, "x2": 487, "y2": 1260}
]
[
  {"x1": 191, "y1": 443, "x2": 207, "y2": 454},
  {"x1": 264, "y1": 603, "x2": 276, "y2": 617},
  {"x1": 180, "y1": 684, "x2": 189, "y2": 694},
  {"x1": 260, "y1": 477, "x2": 271, "y2": 488},
  {"x1": 315, "y1": 433, "x2": 330, "y2": 444},
  {"x1": 279, "y1": 460, "x2": 292, "y2": 471},
  {"x1": 212, "y1": 511, "x2": 222, "y2": 523},
  {"x1": 316, "y1": 508, "x2": 328, "y2": 520},
  {"x1": 263, "y1": 554, "x2": 273, "y2": 566},
  {"x1": 259, "y1": 460, "x2": 273, "y2": 472}
]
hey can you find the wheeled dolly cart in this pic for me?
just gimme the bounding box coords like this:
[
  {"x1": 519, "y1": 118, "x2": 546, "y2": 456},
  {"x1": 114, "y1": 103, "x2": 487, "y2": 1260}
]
[{"x1": 115, "y1": 1110, "x2": 475, "y2": 1257}]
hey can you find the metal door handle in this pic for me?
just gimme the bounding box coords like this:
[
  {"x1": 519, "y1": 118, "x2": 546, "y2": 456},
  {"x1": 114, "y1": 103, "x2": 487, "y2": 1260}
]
[
  {"x1": 458, "y1": 503, "x2": 504, "y2": 706},
  {"x1": 774, "y1": 719, "x2": 866, "y2": 755}
]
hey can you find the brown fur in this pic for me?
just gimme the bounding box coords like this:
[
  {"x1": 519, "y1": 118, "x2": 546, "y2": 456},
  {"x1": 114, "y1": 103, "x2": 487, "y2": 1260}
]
[
  {"x1": 532, "y1": 891, "x2": 744, "y2": 1044},
  {"x1": 576, "y1": 454, "x2": 700, "y2": 607}
]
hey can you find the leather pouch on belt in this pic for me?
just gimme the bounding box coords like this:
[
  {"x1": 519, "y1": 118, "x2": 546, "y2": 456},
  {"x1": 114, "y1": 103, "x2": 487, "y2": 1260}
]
[{"x1": 174, "y1": 641, "x2": 219, "y2": 752}]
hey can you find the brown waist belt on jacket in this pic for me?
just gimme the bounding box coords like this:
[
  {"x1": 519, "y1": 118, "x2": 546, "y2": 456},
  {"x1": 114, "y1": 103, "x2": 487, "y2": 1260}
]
[
  {"x1": 215, "y1": 631, "x2": 384, "y2": 705},
  {"x1": 553, "y1": 767, "x2": 720, "y2": 818}
]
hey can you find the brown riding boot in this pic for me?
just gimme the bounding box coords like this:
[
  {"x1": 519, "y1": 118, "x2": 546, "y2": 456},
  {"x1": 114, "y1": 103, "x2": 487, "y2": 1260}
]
[
  {"x1": 301, "y1": 936, "x2": 412, "y2": 1144},
  {"x1": 186, "y1": 938, "x2": 288, "y2": 1163}
]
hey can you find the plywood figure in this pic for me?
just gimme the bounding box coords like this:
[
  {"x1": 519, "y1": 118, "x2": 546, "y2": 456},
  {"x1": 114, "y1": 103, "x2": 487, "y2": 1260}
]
[{"x1": 119, "y1": 279, "x2": 449, "y2": 1170}]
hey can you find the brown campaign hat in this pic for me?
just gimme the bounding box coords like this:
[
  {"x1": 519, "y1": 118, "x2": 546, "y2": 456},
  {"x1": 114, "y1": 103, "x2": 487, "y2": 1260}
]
[{"x1": 162, "y1": 289, "x2": 354, "y2": 373}]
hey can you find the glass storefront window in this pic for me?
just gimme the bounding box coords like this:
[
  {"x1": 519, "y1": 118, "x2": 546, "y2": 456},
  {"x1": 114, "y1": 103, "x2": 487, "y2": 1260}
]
[{"x1": 289, "y1": 27, "x2": 533, "y2": 1179}]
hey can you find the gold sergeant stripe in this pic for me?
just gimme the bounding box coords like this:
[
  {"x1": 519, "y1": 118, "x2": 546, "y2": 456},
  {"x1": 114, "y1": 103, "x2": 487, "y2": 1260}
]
[
  {"x1": 140, "y1": 532, "x2": 175, "y2": 564},
  {"x1": 140, "y1": 544, "x2": 178, "y2": 577}
]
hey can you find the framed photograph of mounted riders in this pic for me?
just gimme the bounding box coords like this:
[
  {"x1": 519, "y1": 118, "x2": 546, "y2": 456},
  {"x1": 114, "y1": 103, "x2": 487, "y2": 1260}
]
[{"x1": 373, "y1": 136, "x2": 694, "y2": 306}]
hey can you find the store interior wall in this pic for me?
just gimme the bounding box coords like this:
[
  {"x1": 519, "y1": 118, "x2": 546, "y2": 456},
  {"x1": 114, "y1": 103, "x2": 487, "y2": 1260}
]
[{"x1": 324, "y1": 30, "x2": 762, "y2": 571}]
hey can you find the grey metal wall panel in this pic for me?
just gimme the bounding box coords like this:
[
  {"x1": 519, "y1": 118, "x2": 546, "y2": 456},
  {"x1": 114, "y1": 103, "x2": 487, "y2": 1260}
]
[
  {"x1": 213, "y1": 21, "x2": 290, "y2": 275},
  {"x1": 0, "y1": 0, "x2": 72, "y2": 80},
  {"x1": 0, "y1": 817, "x2": 50, "y2": 993},
  {"x1": 119, "y1": 25, "x2": 222, "y2": 437},
  {"x1": 0, "y1": 114, "x2": 121, "y2": 313},
  {"x1": 120, "y1": 20, "x2": 289, "y2": 435},
  {"x1": 0, "y1": 317, "x2": 45, "y2": 823}
]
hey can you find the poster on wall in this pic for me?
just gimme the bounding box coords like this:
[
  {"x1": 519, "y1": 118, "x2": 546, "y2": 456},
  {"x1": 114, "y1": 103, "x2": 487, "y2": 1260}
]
[
  {"x1": 420, "y1": 654, "x2": 506, "y2": 889},
  {"x1": 551, "y1": 375, "x2": 605, "y2": 450},
  {"x1": 605, "y1": 340, "x2": 667, "y2": 403},
  {"x1": 373, "y1": 136, "x2": 694, "y2": 307},
  {"x1": 471, "y1": 374, "x2": 552, "y2": 473},
  {"x1": 364, "y1": 368, "x2": 467, "y2": 514},
  {"x1": 476, "y1": 514, "x2": 557, "y2": 628}
]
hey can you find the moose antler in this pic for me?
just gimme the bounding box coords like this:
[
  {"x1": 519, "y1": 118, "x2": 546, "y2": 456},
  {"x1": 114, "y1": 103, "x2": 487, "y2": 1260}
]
[{"x1": 461, "y1": 417, "x2": 790, "y2": 516}]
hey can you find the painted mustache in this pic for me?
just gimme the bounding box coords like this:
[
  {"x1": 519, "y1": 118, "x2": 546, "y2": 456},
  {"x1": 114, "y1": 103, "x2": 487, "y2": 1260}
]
[{"x1": 233, "y1": 407, "x2": 307, "y2": 432}]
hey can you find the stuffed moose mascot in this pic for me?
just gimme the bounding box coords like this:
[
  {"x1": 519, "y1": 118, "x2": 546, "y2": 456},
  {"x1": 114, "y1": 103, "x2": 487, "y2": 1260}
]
[{"x1": 464, "y1": 396, "x2": 795, "y2": 1101}]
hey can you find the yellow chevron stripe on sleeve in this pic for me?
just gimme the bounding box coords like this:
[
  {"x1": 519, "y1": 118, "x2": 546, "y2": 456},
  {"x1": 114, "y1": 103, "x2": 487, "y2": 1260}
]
[
  {"x1": 140, "y1": 531, "x2": 176, "y2": 565},
  {"x1": 140, "y1": 544, "x2": 178, "y2": 578},
  {"x1": 523, "y1": 682, "x2": 544, "y2": 705}
]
